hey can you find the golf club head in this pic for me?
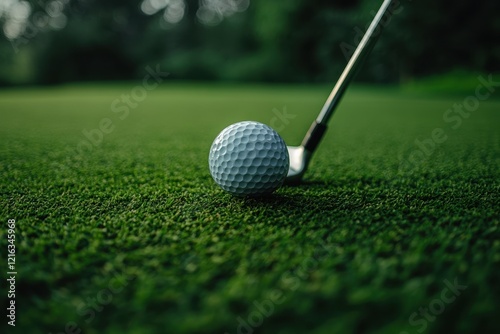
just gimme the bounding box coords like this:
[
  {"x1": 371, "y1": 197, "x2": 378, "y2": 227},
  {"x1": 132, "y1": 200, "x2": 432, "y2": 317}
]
[{"x1": 285, "y1": 145, "x2": 312, "y2": 184}]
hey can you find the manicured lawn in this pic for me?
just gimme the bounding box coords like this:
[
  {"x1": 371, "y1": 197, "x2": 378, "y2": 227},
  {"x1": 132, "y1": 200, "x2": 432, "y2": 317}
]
[{"x1": 1, "y1": 83, "x2": 499, "y2": 334}]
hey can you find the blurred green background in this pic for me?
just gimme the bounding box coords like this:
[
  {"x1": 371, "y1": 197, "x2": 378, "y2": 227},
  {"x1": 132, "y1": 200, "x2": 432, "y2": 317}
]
[{"x1": 0, "y1": 0, "x2": 499, "y2": 89}]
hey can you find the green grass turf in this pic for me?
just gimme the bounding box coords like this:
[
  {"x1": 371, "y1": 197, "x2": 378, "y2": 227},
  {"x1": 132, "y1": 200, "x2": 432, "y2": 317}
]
[
  {"x1": 1, "y1": 83, "x2": 499, "y2": 334},
  {"x1": 401, "y1": 71, "x2": 500, "y2": 97}
]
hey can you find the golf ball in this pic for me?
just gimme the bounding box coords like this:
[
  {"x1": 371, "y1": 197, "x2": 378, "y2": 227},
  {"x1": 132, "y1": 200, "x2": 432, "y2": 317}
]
[{"x1": 209, "y1": 121, "x2": 290, "y2": 196}]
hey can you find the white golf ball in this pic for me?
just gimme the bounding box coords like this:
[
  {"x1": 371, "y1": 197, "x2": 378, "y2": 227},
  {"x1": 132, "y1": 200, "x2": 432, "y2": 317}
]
[{"x1": 209, "y1": 121, "x2": 290, "y2": 196}]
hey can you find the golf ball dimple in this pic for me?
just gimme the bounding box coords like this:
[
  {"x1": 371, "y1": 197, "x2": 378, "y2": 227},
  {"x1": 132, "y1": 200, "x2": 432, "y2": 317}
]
[{"x1": 209, "y1": 121, "x2": 289, "y2": 196}]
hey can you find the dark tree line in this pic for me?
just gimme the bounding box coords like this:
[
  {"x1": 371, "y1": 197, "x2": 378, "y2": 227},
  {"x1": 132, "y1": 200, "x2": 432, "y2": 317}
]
[{"x1": 0, "y1": 0, "x2": 498, "y2": 85}]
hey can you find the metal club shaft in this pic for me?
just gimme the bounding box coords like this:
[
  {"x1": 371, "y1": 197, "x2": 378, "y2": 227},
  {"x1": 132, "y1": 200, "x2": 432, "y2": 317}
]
[{"x1": 302, "y1": 0, "x2": 395, "y2": 152}]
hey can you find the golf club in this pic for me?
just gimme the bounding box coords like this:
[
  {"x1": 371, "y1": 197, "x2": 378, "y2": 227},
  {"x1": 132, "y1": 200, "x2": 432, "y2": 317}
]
[{"x1": 286, "y1": 0, "x2": 395, "y2": 183}]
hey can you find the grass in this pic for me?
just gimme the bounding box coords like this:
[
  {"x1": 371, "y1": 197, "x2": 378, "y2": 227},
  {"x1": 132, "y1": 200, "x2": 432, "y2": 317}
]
[
  {"x1": 0, "y1": 82, "x2": 499, "y2": 334},
  {"x1": 401, "y1": 70, "x2": 500, "y2": 97}
]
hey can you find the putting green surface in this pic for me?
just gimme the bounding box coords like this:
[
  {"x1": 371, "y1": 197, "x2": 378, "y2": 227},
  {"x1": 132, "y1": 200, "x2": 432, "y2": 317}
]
[{"x1": 1, "y1": 83, "x2": 499, "y2": 334}]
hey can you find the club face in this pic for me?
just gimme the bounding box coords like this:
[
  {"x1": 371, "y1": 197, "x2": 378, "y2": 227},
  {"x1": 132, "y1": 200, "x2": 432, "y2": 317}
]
[{"x1": 285, "y1": 145, "x2": 311, "y2": 183}]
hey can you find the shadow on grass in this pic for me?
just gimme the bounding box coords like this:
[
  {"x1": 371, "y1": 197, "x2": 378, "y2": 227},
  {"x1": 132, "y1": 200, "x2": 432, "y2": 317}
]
[{"x1": 216, "y1": 180, "x2": 363, "y2": 216}]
